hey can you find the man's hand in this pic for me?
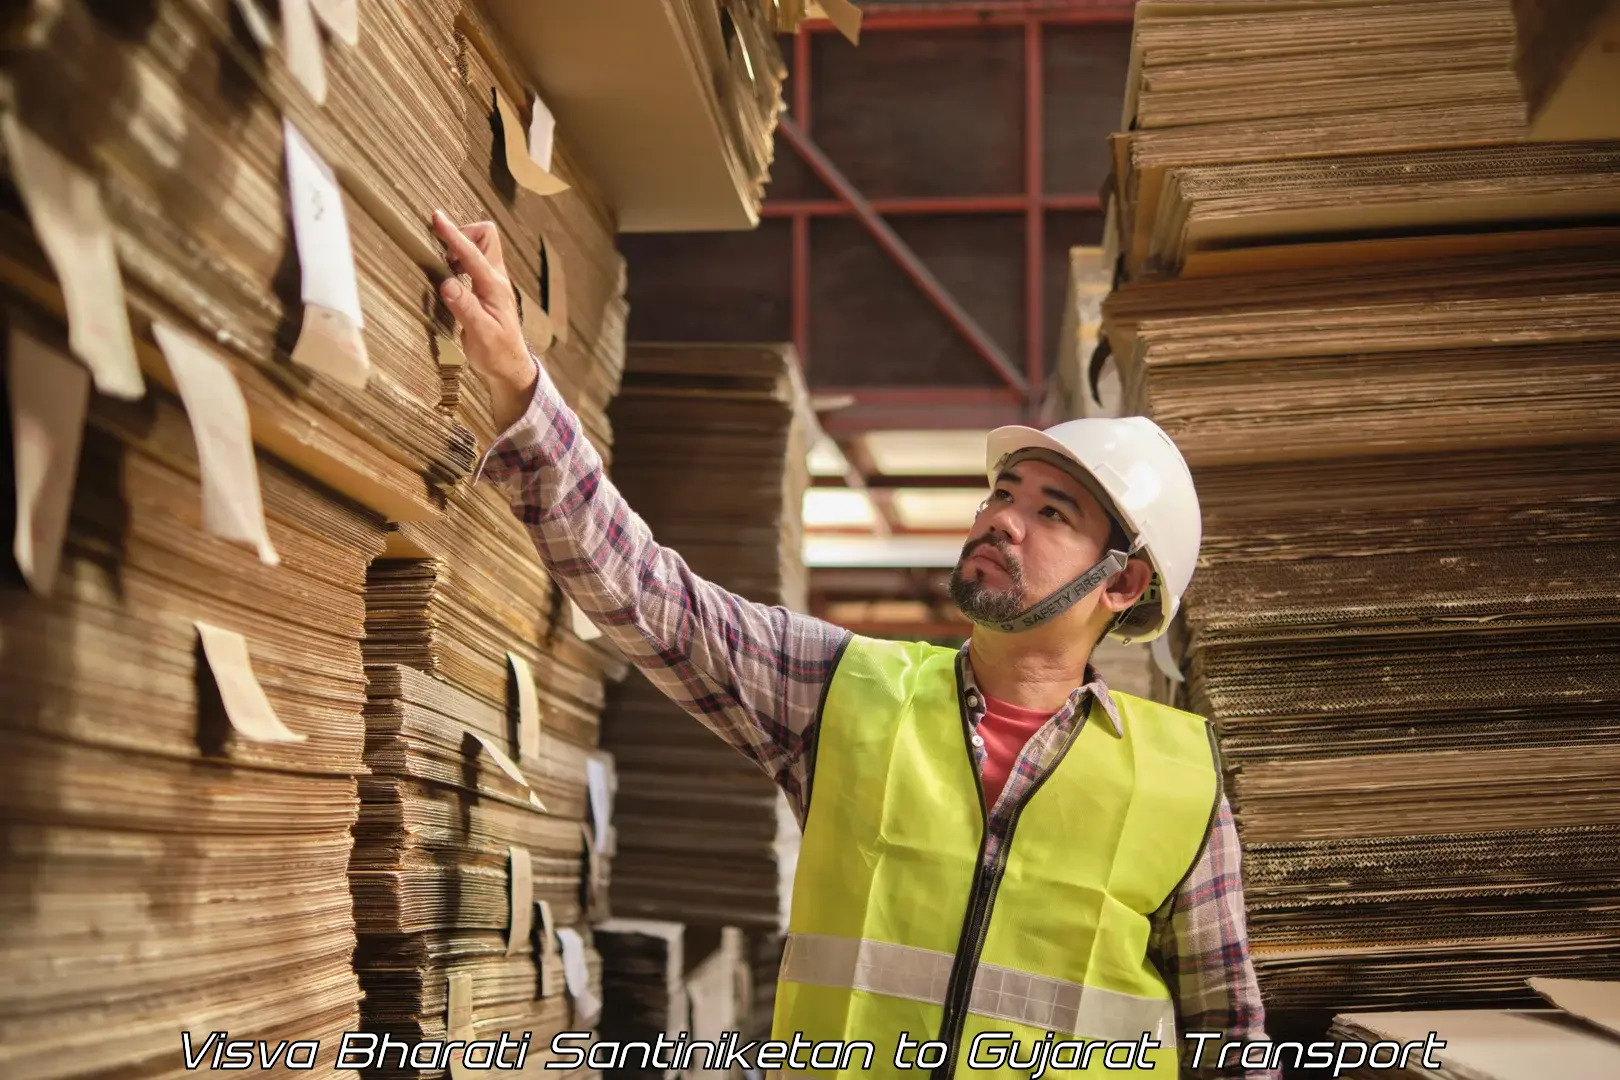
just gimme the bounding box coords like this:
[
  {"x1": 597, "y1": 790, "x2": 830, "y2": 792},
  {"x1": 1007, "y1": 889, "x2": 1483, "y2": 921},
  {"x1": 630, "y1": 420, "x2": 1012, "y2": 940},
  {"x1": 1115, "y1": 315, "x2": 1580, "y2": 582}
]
[{"x1": 432, "y1": 209, "x2": 539, "y2": 434}]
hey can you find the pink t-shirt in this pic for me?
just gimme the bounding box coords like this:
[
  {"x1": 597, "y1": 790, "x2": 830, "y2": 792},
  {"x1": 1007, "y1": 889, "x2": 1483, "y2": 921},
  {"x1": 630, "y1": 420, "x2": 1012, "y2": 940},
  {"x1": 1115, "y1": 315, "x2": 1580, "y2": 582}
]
[{"x1": 978, "y1": 693, "x2": 1054, "y2": 808}]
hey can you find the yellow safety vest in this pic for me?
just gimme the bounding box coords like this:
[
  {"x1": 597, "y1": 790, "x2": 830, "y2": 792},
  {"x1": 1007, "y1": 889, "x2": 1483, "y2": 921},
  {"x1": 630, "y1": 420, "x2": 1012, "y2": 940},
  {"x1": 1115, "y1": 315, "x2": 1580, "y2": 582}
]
[{"x1": 769, "y1": 636, "x2": 1220, "y2": 1078}]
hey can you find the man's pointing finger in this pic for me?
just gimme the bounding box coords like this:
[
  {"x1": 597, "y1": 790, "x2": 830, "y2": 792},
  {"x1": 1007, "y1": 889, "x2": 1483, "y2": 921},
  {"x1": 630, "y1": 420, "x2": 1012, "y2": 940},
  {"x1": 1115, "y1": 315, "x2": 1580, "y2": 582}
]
[{"x1": 432, "y1": 210, "x2": 505, "y2": 302}]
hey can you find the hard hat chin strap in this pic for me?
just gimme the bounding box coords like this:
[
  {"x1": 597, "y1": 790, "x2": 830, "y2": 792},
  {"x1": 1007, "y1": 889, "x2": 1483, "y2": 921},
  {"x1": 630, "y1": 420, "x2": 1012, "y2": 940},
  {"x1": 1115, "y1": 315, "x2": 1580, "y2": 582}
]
[{"x1": 967, "y1": 548, "x2": 1132, "y2": 635}]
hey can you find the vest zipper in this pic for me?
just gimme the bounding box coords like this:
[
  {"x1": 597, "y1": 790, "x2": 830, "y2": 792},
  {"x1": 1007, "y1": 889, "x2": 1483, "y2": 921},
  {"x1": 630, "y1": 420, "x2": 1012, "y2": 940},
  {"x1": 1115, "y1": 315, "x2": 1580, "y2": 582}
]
[{"x1": 932, "y1": 667, "x2": 1092, "y2": 1080}]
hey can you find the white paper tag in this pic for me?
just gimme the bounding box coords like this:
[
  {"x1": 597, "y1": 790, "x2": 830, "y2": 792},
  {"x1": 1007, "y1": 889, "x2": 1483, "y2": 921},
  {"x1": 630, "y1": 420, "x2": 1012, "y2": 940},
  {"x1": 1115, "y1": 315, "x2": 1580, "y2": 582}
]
[
  {"x1": 569, "y1": 597, "x2": 602, "y2": 642},
  {"x1": 8, "y1": 326, "x2": 90, "y2": 596},
  {"x1": 281, "y1": 0, "x2": 328, "y2": 105},
  {"x1": 0, "y1": 115, "x2": 143, "y2": 401},
  {"x1": 309, "y1": 0, "x2": 359, "y2": 47},
  {"x1": 527, "y1": 90, "x2": 556, "y2": 174},
  {"x1": 152, "y1": 322, "x2": 278, "y2": 566},
  {"x1": 555, "y1": 928, "x2": 601, "y2": 1026},
  {"x1": 585, "y1": 753, "x2": 613, "y2": 853},
  {"x1": 195, "y1": 621, "x2": 307, "y2": 742},
  {"x1": 282, "y1": 119, "x2": 369, "y2": 388}
]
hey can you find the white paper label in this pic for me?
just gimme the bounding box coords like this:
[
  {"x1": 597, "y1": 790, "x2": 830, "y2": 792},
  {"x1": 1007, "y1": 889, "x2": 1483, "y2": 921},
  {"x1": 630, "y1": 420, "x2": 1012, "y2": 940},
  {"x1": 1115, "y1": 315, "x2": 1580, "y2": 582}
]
[
  {"x1": 152, "y1": 322, "x2": 278, "y2": 566},
  {"x1": 570, "y1": 597, "x2": 602, "y2": 642},
  {"x1": 283, "y1": 119, "x2": 369, "y2": 388},
  {"x1": 0, "y1": 115, "x2": 143, "y2": 401},
  {"x1": 586, "y1": 754, "x2": 613, "y2": 853},
  {"x1": 8, "y1": 326, "x2": 90, "y2": 596},
  {"x1": 555, "y1": 928, "x2": 601, "y2": 1025},
  {"x1": 283, "y1": 120, "x2": 362, "y2": 326},
  {"x1": 527, "y1": 91, "x2": 556, "y2": 174}
]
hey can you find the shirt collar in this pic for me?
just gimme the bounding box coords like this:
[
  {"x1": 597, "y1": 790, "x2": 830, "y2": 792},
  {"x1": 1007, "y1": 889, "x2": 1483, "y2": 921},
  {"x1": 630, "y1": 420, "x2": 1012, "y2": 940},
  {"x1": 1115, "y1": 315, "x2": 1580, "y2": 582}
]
[{"x1": 958, "y1": 642, "x2": 1124, "y2": 739}]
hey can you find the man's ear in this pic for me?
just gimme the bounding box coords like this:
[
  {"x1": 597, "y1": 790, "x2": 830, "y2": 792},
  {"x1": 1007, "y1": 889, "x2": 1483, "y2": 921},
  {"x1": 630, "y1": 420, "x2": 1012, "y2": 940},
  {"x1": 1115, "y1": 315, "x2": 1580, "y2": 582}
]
[{"x1": 1100, "y1": 557, "x2": 1153, "y2": 613}]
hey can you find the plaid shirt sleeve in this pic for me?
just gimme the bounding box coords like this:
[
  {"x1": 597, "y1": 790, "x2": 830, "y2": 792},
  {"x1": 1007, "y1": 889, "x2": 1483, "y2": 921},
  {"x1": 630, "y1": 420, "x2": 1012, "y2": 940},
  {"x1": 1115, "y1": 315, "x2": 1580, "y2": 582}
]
[
  {"x1": 474, "y1": 357, "x2": 849, "y2": 811},
  {"x1": 1150, "y1": 795, "x2": 1279, "y2": 1080}
]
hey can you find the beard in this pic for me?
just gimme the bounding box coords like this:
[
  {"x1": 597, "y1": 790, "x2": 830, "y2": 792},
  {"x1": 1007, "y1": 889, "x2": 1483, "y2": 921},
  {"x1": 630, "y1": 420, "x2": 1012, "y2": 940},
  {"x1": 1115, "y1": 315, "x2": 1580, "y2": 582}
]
[{"x1": 948, "y1": 533, "x2": 1027, "y2": 624}]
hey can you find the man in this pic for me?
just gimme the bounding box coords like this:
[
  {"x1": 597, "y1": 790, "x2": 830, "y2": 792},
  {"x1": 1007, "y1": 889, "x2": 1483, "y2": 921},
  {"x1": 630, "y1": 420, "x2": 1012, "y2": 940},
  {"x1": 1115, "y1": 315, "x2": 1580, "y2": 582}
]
[{"x1": 431, "y1": 211, "x2": 1278, "y2": 1079}]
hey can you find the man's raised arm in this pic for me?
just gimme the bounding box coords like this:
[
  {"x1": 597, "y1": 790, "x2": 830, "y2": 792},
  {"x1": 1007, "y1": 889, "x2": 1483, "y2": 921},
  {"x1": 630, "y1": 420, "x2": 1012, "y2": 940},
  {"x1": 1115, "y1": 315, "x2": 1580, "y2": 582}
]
[{"x1": 432, "y1": 211, "x2": 848, "y2": 812}]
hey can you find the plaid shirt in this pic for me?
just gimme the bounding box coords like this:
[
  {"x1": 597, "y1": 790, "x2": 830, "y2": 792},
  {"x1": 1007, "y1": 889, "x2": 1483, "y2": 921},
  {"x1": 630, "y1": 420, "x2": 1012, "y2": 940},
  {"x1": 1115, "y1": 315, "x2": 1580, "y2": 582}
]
[{"x1": 477, "y1": 359, "x2": 1277, "y2": 1079}]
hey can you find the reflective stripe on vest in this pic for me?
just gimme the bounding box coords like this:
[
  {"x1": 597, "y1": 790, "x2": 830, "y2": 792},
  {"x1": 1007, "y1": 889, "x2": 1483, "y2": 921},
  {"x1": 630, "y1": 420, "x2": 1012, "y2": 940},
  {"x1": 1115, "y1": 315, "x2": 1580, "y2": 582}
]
[
  {"x1": 773, "y1": 635, "x2": 1219, "y2": 1078},
  {"x1": 780, "y1": 932, "x2": 1175, "y2": 1044}
]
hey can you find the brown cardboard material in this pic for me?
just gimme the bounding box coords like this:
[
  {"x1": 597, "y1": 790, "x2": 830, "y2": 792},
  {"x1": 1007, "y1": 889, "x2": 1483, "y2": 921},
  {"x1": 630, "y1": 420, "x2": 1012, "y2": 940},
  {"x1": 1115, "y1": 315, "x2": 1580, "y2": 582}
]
[
  {"x1": 540, "y1": 236, "x2": 568, "y2": 344},
  {"x1": 506, "y1": 846, "x2": 534, "y2": 957},
  {"x1": 1530, "y1": 978, "x2": 1620, "y2": 1040},
  {"x1": 493, "y1": 87, "x2": 569, "y2": 198},
  {"x1": 507, "y1": 650, "x2": 541, "y2": 764},
  {"x1": 814, "y1": 0, "x2": 864, "y2": 44},
  {"x1": 1332, "y1": 1008, "x2": 1620, "y2": 1079},
  {"x1": 516, "y1": 284, "x2": 554, "y2": 356},
  {"x1": 195, "y1": 621, "x2": 308, "y2": 744},
  {"x1": 0, "y1": 115, "x2": 143, "y2": 401},
  {"x1": 602, "y1": 344, "x2": 813, "y2": 930},
  {"x1": 7, "y1": 324, "x2": 90, "y2": 597},
  {"x1": 152, "y1": 321, "x2": 279, "y2": 568}
]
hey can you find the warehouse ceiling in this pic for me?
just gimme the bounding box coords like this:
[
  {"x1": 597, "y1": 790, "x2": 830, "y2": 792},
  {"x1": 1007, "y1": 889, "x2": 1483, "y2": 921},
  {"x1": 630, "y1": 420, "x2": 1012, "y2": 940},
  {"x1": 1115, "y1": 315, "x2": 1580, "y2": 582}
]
[{"x1": 618, "y1": 0, "x2": 1137, "y2": 637}]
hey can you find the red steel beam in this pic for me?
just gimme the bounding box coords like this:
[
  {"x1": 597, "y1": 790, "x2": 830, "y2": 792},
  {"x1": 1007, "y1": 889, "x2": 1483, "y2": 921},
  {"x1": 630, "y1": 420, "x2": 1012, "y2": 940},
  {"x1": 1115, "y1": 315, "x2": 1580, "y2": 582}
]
[
  {"x1": 807, "y1": 2, "x2": 1137, "y2": 32},
  {"x1": 777, "y1": 115, "x2": 1029, "y2": 397},
  {"x1": 761, "y1": 193, "x2": 1102, "y2": 217},
  {"x1": 791, "y1": 29, "x2": 813, "y2": 368},
  {"x1": 1024, "y1": 16, "x2": 1045, "y2": 415}
]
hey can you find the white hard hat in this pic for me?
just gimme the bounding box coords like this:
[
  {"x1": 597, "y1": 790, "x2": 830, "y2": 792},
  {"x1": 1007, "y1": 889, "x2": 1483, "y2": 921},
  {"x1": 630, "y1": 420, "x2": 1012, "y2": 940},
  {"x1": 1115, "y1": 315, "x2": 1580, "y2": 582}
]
[{"x1": 982, "y1": 415, "x2": 1202, "y2": 644}]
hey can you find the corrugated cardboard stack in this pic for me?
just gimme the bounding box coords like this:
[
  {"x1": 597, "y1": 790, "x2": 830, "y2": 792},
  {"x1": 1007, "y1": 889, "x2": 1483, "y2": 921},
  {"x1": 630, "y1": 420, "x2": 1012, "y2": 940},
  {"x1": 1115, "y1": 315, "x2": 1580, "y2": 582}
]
[
  {"x1": 1, "y1": 316, "x2": 384, "y2": 1080},
  {"x1": 1329, "y1": 977, "x2": 1620, "y2": 1080},
  {"x1": 1106, "y1": 0, "x2": 1620, "y2": 1025},
  {"x1": 593, "y1": 921, "x2": 754, "y2": 1079},
  {"x1": 1, "y1": 0, "x2": 625, "y2": 1076},
  {"x1": 350, "y1": 7, "x2": 631, "y2": 1078},
  {"x1": 599, "y1": 343, "x2": 813, "y2": 935}
]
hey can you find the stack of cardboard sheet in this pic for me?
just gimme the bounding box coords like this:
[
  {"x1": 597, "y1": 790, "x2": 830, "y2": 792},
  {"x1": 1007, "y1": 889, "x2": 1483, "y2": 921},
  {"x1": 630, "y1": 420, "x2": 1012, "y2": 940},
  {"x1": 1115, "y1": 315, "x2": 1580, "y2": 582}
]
[
  {"x1": 2, "y1": 0, "x2": 632, "y2": 1075},
  {"x1": 599, "y1": 344, "x2": 814, "y2": 933},
  {"x1": 1105, "y1": 241, "x2": 1620, "y2": 466},
  {"x1": 344, "y1": 9, "x2": 637, "y2": 1076},
  {"x1": 1, "y1": 316, "x2": 383, "y2": 1078},
  {"x1": 1111, "y1": 0, "x2": 1620, "y2": 280},
  {"x1": 1330, "y1": 978, "x2": 1620, "y2": 1079},
  {"x1": 1107, "y1": 0, "x2": 1620, "y2": 1030},
  {"x1": 594, "y1": 921, "x2": 752, "y2": 1080},
  {"x1": 596, "y1": 921, "x2": 691, "y2": 1078},
  {"x1": 453, "y1": 2, "x2": 626, "y2": 459},
  {"x1": 0, "y1": 0, "x2": 489, "y2": 522}
]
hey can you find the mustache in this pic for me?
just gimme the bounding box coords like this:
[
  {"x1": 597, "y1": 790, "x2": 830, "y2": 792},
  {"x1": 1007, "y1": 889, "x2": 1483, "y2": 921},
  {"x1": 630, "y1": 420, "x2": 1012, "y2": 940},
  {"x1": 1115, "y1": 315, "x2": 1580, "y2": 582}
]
[{"x1": 960, "y1": 533, "x2": 1020, "y2": 575}]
